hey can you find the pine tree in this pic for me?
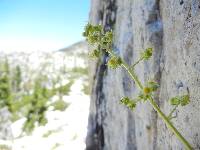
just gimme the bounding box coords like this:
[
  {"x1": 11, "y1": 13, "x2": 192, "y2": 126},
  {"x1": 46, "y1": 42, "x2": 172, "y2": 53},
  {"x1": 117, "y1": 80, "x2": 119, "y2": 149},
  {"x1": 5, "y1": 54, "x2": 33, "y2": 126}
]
[
  {"x1": 0, "y1": 59, "x2": 13, "y2": 112},
  {"x1": 12, "y1": 65, "x2": 22, "y2": 92}
]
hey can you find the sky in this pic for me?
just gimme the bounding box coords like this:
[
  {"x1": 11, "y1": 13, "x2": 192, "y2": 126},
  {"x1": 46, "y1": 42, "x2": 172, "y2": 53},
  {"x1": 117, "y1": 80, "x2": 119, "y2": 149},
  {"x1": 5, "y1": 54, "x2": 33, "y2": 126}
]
[{"x1": 0, "y1": 0, "x2": 90, "y2": 52}]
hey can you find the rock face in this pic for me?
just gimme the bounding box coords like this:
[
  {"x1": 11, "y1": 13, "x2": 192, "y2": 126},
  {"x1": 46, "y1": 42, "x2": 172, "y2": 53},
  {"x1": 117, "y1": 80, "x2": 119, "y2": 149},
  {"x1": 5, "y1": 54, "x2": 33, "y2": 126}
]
[{"x1": 86, "y1": 0, "x2": 200, "y2": 149}]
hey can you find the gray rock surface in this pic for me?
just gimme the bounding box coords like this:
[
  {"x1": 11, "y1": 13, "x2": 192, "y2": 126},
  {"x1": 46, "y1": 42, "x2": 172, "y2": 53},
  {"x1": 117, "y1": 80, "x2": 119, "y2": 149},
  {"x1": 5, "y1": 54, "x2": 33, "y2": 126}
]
[{"x1": 86, "y1": 0, "x2": 200, "y2": 149}]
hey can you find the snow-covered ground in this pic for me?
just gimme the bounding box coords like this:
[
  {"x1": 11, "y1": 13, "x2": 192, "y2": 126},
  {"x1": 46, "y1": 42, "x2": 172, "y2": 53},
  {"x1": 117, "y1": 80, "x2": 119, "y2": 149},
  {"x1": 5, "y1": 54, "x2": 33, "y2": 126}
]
[
  {"x1": 0, "y1": 46, "x2": 90, "y2": 150},
  {"x1": 11, "y1": 78, "x2": 90, "y2": 150}
]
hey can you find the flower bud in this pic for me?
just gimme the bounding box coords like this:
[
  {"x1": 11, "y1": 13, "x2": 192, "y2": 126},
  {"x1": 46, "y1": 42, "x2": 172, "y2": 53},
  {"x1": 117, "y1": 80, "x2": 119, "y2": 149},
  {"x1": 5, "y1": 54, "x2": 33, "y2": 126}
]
[
  {"x1": 141, "y1": 48, "x2": 153, "y2": 60},
  {"x1": 143, "y1": 87, "x2": 151, "y2": 94}
]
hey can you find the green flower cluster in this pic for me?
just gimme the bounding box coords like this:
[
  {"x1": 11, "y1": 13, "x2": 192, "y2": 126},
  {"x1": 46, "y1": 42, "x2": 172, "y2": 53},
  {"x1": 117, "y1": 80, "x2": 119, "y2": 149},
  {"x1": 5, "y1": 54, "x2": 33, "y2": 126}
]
[
  {"x1": 83, "y1": 23, "x2": 113, "y2": 60},
  {"x1": 88, "y1": 49, "x2": 100, "y2": 59},
  {"x1": 83, "y1": 23, "x2": 122, "y2": 69},
  {"x1": 83, "y1": 24, "x2": 102, "y2": 44},
  {"x1": 170, "y1": 95, "x2": 190, "y2": 106},
  {"x1": 107, "y1": 56, "x2": 122, "y2": 69},
  {"x1": 137, "y1": 81, "x2": 159, "y2": 101},
  {"x1": 141, "y1": 48, "x2": 153, "y2": 60},
  {"x1": 120, "y1": 97, "x2": 136, "y2": 111},
  {"x1": 121, "y1": 81, "x2": 159, "y2": 110}
]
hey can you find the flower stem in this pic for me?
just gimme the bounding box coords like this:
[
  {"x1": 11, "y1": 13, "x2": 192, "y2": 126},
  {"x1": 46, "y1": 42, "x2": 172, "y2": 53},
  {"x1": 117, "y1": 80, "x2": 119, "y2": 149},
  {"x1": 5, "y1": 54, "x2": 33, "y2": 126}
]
[
  {"x1": 168, "y1": 105, "x2": 178, "y2": 119},
  {"x1": 148, "y1": 96, "x2": 192, "y2": 150},
  {"x1": 131, "y1": 57, "x2": 144, "y2": 68},
  {"x1": 121, "y1": 63, "x2": 143, "y2": 89},
  {"x1": 123, "y1": 61, "x2": 192, "y2": 150},
  {"x1": 108, "y1": 51, "x2": 192, "y2": 149}
]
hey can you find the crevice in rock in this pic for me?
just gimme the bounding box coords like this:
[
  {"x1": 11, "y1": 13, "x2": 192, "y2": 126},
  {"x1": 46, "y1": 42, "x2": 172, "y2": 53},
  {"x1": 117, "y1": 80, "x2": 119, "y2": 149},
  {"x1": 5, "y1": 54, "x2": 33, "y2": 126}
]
[
  {"x1": 149, "y1": 0, "x2": 164, "y2": 149},
  {"x1": 86, "y1": 0, "x2": 117, "y2": 149}
]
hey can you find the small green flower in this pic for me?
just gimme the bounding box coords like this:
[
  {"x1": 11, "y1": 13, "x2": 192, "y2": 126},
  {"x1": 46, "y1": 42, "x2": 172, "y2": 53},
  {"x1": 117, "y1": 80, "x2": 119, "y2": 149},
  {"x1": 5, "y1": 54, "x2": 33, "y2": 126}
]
[
  {"x1": 140, "y1": 81, "x2": 159, "y2": 100},
  {"x1": 143, "y1": 87, "x2": 151, "y2": 94},
  {"x1": 141, "y1": 48, "x2": 153, "y2": 60},
  {"x1": 180, "y1": 95, "x2": 190, "y2": 106},
  {"x1": 169, "y1": 95, "x2": 190, "y2": 106},
  {"x1": 120, "y1": 97, "x2": 129, "y2": 105},
  {"x1": 83, "y1": 24, "x2": 103, "y2": 44},
  {"x1": 120, "y1": 97, "x2": 136, "y2": 111},
  {"x1": 170, "y1": 97, "x2": 180, "y2": 105},
  {"x1": 89, "y1": 49, "x2": 101, "y2": 58},
  {"x1": 107, "y1": 56, "x2": 122, "y2": 69},
  {"x1": 104, "y1": 31, "x2": 113, "y2": 43},
  {"x1": 93, "y1": 25, "x2": 103, "y2": 33},
  {"x1": 82, "y1": 23, "x2": 93, "y2": 37},
  {"x1": 100, "y1": 31, "x2": 113, "y2": 51}
]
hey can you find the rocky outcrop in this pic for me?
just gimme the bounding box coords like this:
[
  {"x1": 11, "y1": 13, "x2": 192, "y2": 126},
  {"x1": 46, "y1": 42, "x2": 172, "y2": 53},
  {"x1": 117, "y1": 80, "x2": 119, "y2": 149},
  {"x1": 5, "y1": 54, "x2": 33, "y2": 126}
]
[{"x1": 86, "y1": 0, "x2": 200, "y2": 149}]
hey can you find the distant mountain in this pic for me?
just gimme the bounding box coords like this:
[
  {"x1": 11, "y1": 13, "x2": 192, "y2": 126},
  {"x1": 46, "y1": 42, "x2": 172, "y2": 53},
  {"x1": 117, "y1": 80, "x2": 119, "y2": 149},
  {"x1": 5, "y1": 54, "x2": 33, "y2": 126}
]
[{"x1": 59, "y1": 41, "x2": 88, "y2": 54}]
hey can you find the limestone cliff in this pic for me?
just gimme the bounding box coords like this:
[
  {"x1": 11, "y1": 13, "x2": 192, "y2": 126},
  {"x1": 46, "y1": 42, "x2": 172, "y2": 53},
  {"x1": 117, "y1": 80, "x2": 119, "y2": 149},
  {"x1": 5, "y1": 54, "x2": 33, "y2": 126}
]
[{"x1": 86, "y1": 0, "x2": 200, "y2": 149}]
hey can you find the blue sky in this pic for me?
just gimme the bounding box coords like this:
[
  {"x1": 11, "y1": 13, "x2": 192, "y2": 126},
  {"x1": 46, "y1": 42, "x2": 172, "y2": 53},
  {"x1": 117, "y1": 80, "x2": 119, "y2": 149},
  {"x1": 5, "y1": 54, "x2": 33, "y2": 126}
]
[{"x1": 0, "y1": 0, "x2": 90, "y2": 52}]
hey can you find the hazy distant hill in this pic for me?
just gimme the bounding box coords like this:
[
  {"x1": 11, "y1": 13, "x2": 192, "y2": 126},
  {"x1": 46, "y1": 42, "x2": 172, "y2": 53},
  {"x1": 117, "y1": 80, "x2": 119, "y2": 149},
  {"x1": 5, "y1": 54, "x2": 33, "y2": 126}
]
[
  {"x1": 0, "y1": 40, "x2": 89, "y2": 149},
  {"x1": 59, "y1": 41, "x2": 88, "y2": 54}
]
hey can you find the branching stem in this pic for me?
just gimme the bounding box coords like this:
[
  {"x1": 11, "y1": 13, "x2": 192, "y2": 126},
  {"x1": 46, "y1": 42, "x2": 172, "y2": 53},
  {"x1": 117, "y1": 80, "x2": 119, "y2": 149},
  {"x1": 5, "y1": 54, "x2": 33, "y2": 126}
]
[
  {"x1": 108, "y1": 51, "x2": 193, "y2": 150},
  {"x1": 168, "y1": 105, "x2": 178, "y2": 119},
  {"x1": 131, "y1": 57, "x2": 144, "y2": 68}
]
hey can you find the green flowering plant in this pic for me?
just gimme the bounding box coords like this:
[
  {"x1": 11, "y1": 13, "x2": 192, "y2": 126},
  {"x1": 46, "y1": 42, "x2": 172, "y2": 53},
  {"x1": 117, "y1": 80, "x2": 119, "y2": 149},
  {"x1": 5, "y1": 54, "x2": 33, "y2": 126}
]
[
  {"x1": 107, "y1": 56, "x2": 122, "y2": 69},
  {"x1": 120, "y1": 97, "x2": 136, "y2": 111},
  {"x1": 83, "y1": 23, "x2": 192, "y2": 149}
]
